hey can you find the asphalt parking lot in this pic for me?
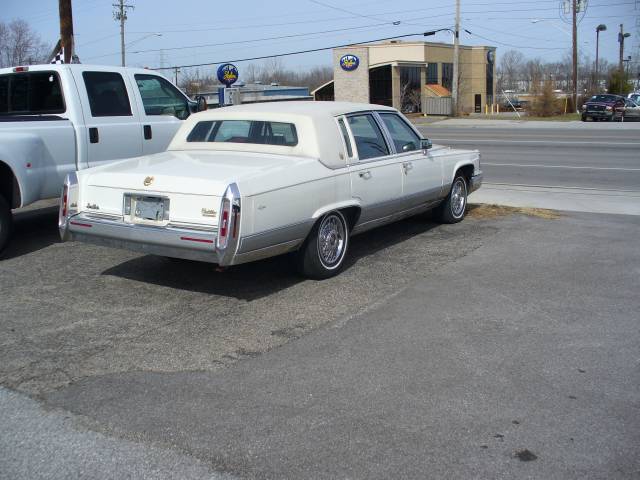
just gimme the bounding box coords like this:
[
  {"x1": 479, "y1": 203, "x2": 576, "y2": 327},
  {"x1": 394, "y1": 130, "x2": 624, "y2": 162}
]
[{"x1": 1, "y1": 202, "x2": 639, "y2": 479}]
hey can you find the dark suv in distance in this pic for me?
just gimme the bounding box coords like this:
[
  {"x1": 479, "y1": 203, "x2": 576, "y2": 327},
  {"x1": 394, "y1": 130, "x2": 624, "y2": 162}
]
[{"x1": 581, "y1": 94, "x2": 626, "y2": 121}]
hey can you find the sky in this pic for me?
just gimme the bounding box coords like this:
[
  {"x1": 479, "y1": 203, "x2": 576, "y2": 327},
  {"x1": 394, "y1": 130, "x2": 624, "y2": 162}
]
[{"x1": 3, "y1": 0, "x2": 638, "y2": 75}]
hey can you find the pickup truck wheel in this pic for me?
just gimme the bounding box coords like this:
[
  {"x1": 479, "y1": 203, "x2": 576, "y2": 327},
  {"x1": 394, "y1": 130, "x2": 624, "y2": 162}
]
[
  {"x1": 438, "y1": 175, "x2": 468, "y2": 224},
  {"x1": 0, "y1": 196, "x2": 12, "y2": 254},
  {"x1": 296, "y1": 211, "x2": 349, "y2": 279}
]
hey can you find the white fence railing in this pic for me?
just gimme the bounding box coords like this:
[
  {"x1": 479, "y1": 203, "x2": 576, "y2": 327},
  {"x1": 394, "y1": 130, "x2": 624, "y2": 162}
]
[{"x1": 423, "y1": 97, "x2": 452, "y2": 115}]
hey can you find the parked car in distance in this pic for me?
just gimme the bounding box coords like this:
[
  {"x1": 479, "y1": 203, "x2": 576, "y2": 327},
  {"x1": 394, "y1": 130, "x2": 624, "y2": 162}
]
[
  {"x1": 59, "y1": 101, "x2": 482, "y2": 279},
  {"x1": 628, "y1": 92, "x2": 640, "y2": 104},
  {"x1": 581, "y1": 94, "x2": 625, "y2": 122},
  {"x1": 621, "y1": 98, "x2": 640, "y2": 121},
  {"x1": 0, "y1": 63, "x2": 206, "y2": 252}
]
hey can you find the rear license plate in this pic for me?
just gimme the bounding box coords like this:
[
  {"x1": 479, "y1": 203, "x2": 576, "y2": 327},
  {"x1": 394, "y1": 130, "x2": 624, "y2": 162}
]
[{"x1": 124, "y1": 195, "x2": 169, "y2": 224}]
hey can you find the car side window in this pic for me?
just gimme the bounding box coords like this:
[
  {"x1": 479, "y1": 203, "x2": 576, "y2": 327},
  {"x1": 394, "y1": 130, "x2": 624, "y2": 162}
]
[
  {"x1": 378, "y1": 112, "x2": 421, "y2": 153},
  {"x1": 347, "y1": 113, "x2": 389, "y2": 160},
  {"x1": 83, "y1": 71, "x2": 132, "y2": 117},
  {"x1": 337, "y1": 118, "x2": 353, "y2": 158},
  {"x1": 134, "y1": 74, "x2": 189, "y2": 120}
]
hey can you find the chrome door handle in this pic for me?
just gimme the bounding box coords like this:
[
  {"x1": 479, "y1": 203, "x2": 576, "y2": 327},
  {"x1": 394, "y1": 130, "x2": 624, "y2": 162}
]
[
  {"x1": 403, "y1": 162, "x2": 413, "y2": 173},
  {"x1": 359, "y1": 171, "x2": 372, "y2": 180}
]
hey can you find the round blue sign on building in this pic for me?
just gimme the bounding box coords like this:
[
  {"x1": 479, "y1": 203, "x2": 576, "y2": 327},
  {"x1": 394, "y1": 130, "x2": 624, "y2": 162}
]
[
  {"x1": 217, "y1": 63, "x2": 239, "y2": 87},
  {"x1": 339, "y1": 54, "x2": 360, "y2": 71}
]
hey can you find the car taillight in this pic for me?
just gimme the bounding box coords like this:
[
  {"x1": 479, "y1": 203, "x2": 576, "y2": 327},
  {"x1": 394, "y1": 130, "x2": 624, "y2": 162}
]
[
  {"x1": 61, "y1": 184, "x2": 68, "y2": 218},
  {"x1": 217, "y1": 197, "x2": 231, "y2": 249},
  {"x1": 216, "y1": 183, "x2": 241, "y2": 253}
]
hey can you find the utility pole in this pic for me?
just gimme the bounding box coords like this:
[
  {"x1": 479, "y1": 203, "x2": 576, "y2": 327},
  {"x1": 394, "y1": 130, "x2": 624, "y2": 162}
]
[
  {"x1": 619, "y1": 24, "x2": 631, "y2": 72},
  {"x1": 571, "y1": 0, "x2": 578, "y2": 112},
  {"x1": 173, "y1": 66, "x2": 180, "y2": 86},
  {"x1": 452, "y1": 0, "x2": 460, "y2": 116},
  {"x1": 113, "y1": 0, "x2": 134, "y2": 67},
  {"x1": 59, "y1": 0, "x2": 74, "y2": 64}
]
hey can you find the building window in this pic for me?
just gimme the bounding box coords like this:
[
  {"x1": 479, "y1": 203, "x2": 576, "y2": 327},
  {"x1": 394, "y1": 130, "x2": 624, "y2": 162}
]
[
  {"x1": 400, "y1": 66, "x2": 421, "y2": 113},
  {"x1": 369, "y1": 65, "x2": 392, "y2": 106},
  {"x1": 486, "y1": 57, "x2": 494, "y2": 105},
  {"x1": 426, "y1": 63, "x2": 438, "y2": 84},
  {"x1": 442, "y1": 63, "x2": 453, "y2": 92}
]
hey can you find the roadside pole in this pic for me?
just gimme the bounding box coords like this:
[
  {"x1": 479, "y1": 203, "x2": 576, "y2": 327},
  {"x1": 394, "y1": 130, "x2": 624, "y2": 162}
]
[
  {"x1": 452, "y1": 0, "x2": 460, "y2": 116},
  {"x1": 58, "y1": 0, "x2": 74, "y2": 64},
  {"x1": 572, "y1": 0, "x2": 578, "y2": 112}
]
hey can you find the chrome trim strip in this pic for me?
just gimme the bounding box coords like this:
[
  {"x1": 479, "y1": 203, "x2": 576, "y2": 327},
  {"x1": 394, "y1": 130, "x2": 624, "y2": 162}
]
[
  {"x1": 216, "y1": 182, "x2": 241, "y2": 266},
  {"x1": 167, "y1": 221, "x2": 217, "y2": 232},
  {"x1": 237, "y1": 219, "x2": 314, "y2": 254},
  {"x1": 232, "y1": 239, "x2": 303, "y2": 265},
  {"x1": 85, "y1": 212, "x2": 123, "y2": 221},
  {"x1": 69, "y1": 231, "x2": 219, "y2": 263},
  {"x1": 66, "y1": 212, "x2": 217, "y2": 254},
  {"x1": 352, "y1": 200, "x2": 441, "y2": 236}
]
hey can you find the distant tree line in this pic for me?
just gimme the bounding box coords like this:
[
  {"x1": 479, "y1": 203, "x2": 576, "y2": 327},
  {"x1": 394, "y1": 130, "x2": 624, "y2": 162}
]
[
  {"x1": 178, "y1": 57, "x2": 333, "y2": 95},
  {"x1": 496, "y1": 48, "x2": 635, "y2": 98},
  {"x1": 0, "y1": 19, "x2": 50, "y2": 68}
]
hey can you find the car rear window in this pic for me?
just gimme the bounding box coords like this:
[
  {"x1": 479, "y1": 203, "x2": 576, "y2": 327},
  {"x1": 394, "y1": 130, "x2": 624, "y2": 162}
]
[
  {"x1": 187, "y1": 120, "x2": 298, "y2": 146},
  {"x1": 0, "y1": 71, "x2": 65, "y2": 115}
]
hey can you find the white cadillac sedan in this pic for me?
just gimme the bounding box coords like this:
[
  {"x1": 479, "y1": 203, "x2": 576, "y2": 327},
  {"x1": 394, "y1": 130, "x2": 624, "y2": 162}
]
[{"x1": 59, "y1": 101, "x2": 482, "y2": 279}]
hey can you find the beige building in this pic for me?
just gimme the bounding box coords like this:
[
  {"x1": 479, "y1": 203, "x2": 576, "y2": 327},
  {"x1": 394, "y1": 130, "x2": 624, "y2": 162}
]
[{"x1": 313, "y1": 41, "x2": 497, "y2": 114}]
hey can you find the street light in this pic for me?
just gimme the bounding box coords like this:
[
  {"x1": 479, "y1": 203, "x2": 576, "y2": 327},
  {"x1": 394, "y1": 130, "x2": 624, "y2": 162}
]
[
  {"x1": 595, "y1": 24, "x2": 606, "y2": 91},
  {"x1": 128, "y1": 33, "x2": 162, "y2": 50}
]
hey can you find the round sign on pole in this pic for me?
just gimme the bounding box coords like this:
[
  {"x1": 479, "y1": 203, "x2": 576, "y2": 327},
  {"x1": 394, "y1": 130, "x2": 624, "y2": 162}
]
[
  {"x1": 217, "y1": 63, "x2": 239, "y2": 87},
  {"x1": 339, "y1": 54, "x2": 360, "y2": 72}
]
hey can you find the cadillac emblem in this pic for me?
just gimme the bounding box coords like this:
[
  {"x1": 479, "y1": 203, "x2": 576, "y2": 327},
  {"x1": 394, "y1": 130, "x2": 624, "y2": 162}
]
[{"x1": 143, "y1": 176, "x2": 154, "y2": 186}]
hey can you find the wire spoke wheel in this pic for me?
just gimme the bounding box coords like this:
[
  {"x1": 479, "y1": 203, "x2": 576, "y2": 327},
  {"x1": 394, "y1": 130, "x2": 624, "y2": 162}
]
[
  {"x1": 317, "y1": 213, "x2": 346, "y2": 268},
  {"x1": 450, "y1": 178, "x2": 467, "y2": 218}
]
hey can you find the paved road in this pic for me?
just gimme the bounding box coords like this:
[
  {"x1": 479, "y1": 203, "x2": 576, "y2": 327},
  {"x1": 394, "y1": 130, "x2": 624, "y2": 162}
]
[
  {"x1": 2, "y1": 206, "x2": 638, "y2": 479},
  {"x1": 416, "y1": 121, "x2": 640, "y2": 215}
]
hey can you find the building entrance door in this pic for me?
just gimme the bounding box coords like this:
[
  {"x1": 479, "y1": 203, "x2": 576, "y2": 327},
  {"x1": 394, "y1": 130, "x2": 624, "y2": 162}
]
[{"x1": 475, "y1": 94, "x2": 482, "y2": 113}]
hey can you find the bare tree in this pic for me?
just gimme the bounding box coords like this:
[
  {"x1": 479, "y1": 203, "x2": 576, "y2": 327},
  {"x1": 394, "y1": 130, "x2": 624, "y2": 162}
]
[
  {"x1": 0, "y1": 19, "x2": 49, "y2": 67},
  {"x1": 498, "y1": 49, "x2": 525, "y2": 91},
  {"x1": 260, "y1": 57, "x2": 286, "y2": 84},
  {"x1": 243, "y1": 63, "x2": 260, "y2": 83}
]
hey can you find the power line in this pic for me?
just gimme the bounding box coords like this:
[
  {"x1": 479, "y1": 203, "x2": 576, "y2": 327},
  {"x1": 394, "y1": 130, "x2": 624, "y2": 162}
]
[
  {"x1": 85, "y1": 21, "x2": 399, "y2": 60},
  {"x1": 153, "y1": 31, "x2": 431, "y2": 70}
]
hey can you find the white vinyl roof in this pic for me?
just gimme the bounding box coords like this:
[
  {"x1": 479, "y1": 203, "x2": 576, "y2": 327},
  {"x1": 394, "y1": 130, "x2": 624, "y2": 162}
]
[{"x1": 168, "y1": 101, "x2": 399, "y2": 169}]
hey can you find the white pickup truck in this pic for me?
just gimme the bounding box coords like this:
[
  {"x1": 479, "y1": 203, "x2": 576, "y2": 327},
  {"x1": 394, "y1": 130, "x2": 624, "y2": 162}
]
[{"x1": 0, "y1": 63, "x2": 205, "y2": 252}]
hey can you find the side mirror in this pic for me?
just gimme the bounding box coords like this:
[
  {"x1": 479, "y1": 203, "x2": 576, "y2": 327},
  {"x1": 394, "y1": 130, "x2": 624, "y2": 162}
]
[
  {"x1": 195, "y1": 95, "x2": 208, "y2": 112},
  {"x1": 420, "y1": 139, "x2": 432, "y2": 152},
  {"x1": 402, "y1": 141, "x2": 416, "y2": 152}
]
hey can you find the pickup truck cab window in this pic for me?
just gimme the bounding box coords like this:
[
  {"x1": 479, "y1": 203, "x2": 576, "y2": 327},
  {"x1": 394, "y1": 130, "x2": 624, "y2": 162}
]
[
  {"x1": 82, "y1": 71, "x2": 132, "y2": 117},
  {"x1": 187, "y1": 120, "x2": 298, "y2": 146},
  {"x1": 347, "y1": 113, "x2": 389, "y2": 160},
  {"x1": 134, "y1": 74, "x2": 189, "y2": 120},
  {"x1": 378, "y1": 112, "x2": 421, "y2": 153},
  {"x1": 0, "y1": 71, "x2": 65, "y2": 114}
]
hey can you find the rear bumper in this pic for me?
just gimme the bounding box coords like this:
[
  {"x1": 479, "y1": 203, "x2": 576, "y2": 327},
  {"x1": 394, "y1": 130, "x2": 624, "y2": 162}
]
[
  {"x1": 469, "y1": 172, "x2": 483, "y2": 193},
  {"x1": 60, "y1": 212, "x2": 227, "y2": 264}
]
